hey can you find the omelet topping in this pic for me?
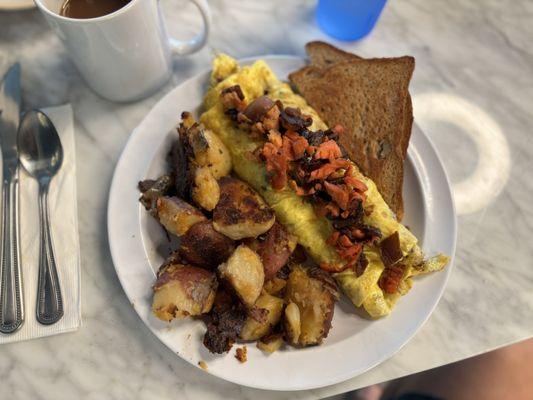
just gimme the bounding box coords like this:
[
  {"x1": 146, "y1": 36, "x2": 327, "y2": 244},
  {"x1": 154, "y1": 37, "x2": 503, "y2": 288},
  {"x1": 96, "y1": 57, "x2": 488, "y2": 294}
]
[{"x1": 219, "y1": 89, "x2": 381, "y2": 273}]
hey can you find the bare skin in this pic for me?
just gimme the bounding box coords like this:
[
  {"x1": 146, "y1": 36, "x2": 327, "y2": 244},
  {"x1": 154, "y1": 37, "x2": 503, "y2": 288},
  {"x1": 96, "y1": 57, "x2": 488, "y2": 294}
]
[{"x1": 351, "y1": 338, "x2": 533, "y2": 400}]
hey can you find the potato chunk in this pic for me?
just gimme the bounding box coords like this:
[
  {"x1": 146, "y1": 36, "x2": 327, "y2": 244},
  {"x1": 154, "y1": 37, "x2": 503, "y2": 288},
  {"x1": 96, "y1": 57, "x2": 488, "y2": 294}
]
[
  {"x1": 240, "y1": 293, "x2": 284, "y2": 341},
  {"x1": 191, "y1": 166, "x2": 220, "y2": 211},
  {"x1": 218, "y1": 245, "x2": 264, "y2": 306},
  {"x1": 152, "y1": 264, "x2": 217, "y2": 321},
  {"x1": 180, "y1": 221, "x2": 234, "y2": 269},
  {"x1": 246, "y1": 222, "x2": 296, "y2": 279},
  {"x1": 284, "y1": 266, "x2": 336, "y2": 346},
  {"x1": 138, "y1": 175, "x2": 173, "y2": 216},
  {"x1": 213, "y1": 177, "x2": 275, "y2": 240},
  {"x1": 156, "y1": 196, "x2": 206, "y2": 237},
  {"x1": 257, "y1": 334, "x2": 284, "y2": 354},
  {"x1": 284, "y1": 302, "x2": 301, "y2": 345},
  {"x1": 188, "y1": 126, "x2": 232, "y2": 179},
  {"x1": 263, "y1": 277, "x2": 286, "y2": 296}
]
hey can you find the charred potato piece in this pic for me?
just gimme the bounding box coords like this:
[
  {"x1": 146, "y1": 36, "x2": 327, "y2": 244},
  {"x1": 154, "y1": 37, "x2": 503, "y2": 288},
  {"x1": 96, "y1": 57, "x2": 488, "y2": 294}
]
[
  {"x1": 178, "y1": 114, "x2": 231, "y2": 204},
  {"x1": 240, "y1": 293, "x2": 284, "y2": 341},
  {"x1": 284, "y1": 266, "x2": 336, "y2": 346},
  {"x1": 180, "y1": 221, "x2": 234, "y2": 269},
  {"x1": 218, "y1": 244, "x2": 264, "y2": 306},
  {"x1": 169, "y1": 136, "x2": 189, "y2": 199},
  {"x1": 247, "y1": 223, "x2": 297, "y2": 279},
  {"x1": 156, "y1": 196, "x2": 207, "y2": 237},
  {"x1": 257, "y1": 333, "x2": 284, "y2": 354},
  {"x1": 152, "y1": 263, "x2": 217, "y2": 321},
  {"x1": 190, "y1": 128, "x2": 231, "y2": 178},
  {"x1": 203, "y1": 289, "x2": 247, "y2": 354},
  {"x1": 138, "y1": 175, "x2": 173, "y2": 216},
  {"x1": 182, "y1": 119, "x2": 231, "y2": 179},
  {"x1": 213, "y1": 177, "x2": 275, "y2": 240}
]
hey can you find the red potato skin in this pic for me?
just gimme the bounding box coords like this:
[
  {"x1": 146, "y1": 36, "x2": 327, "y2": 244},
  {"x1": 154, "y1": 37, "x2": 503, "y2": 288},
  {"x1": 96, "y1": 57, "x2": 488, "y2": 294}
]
[
  {"x1": 179, "y1": 221, "x2": 235, "y2": 269},
  {"x1": 246, "y1": 223, "x2": 295, "y2": 280},
  {"x1": 154, "y1": 264, "x2": 216, "y2": 294},
  {"x1": 153, "y1": 263, "x2": 218, "y2": 320}
]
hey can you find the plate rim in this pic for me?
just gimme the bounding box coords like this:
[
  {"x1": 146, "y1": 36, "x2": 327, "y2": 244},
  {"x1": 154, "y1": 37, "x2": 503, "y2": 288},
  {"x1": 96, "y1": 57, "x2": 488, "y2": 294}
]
[{"x1": 107, "y1": 55, "x2": 457, "y2": 391}]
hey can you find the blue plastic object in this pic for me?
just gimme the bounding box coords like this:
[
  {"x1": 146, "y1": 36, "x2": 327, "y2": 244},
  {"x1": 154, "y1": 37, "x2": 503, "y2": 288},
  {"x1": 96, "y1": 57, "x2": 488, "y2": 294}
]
[{"x1": 316, "y1": 0, "x2": 387, "y2": 41}]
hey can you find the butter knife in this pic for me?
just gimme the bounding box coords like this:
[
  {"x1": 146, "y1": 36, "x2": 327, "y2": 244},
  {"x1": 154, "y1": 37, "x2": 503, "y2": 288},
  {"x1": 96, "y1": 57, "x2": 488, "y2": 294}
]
[{"x1": 0, "y1": 63, "x2": 24, "y2": 334}]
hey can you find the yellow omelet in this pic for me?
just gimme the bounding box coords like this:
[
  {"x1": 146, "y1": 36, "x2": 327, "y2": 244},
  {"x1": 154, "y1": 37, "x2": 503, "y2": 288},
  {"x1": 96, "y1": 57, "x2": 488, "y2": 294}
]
[{"x1": 200, "y1": 55, "x2": 449, "y2": 318}]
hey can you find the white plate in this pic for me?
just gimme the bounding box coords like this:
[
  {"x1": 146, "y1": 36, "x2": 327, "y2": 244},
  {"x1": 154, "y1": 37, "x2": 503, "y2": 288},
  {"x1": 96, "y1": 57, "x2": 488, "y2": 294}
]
[
  {"x1": 0, "y1": 0, "x2": 35, "y2": 11},
  {"x1": 108, "y1": 56, "x2": 456, "y2": 391}
]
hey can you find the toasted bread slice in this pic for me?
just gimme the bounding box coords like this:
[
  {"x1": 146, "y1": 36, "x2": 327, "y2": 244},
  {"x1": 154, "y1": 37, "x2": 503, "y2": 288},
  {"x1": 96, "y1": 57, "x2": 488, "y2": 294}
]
[
  {"x1": 306, "y1": 41, "x2": 413, "y2": 155},
  {"x1": 305, "y1": 41, "x2": 363, "y2": 65},
  {"x1": 289, "y1": 43, "x2": 414, "y2": 219}
]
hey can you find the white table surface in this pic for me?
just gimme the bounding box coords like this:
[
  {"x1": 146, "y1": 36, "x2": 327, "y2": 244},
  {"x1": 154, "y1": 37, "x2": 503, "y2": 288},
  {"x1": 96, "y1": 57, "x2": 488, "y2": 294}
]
[{"x1": 1, "y1": 0, "x2": 532, "y2": 399}]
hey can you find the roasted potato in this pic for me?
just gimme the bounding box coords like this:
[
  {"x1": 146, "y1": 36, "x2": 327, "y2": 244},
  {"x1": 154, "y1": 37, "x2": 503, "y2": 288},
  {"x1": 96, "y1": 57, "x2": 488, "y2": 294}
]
[
  {"x1": 257, "y1": 333, "x2": 284, "y2": 354},
  {"x1": 152, "y1": 263, "x2": 217, "y2": 322},
  {"x1": 180, "y1": 113, "x2": 232, "y2": 179},
  {"x1": 307, "y1": 266, "x2": 341, "y2": 301},
  {"x1": 180, "y1": 111, "x2": 196, "y2": 129},
  {"x1": 213, "y1": 177, "x2": 275, "y2": 240},
  {"x1": 191, "y1": 166, "x2": 220, "y2": 211},
  {"x1": 246, "y1": 223, "x2": 297, "y2": 279},
  {"x1": 284, "y1": 302, "x2": 301, "y2": 345},
  {"x1": 284, "y1": 266, "x2": 336, "y2": 346},
  {"x1": 240, "y1": 292, "x2": 284, "y2": 341},
  {"x1": 180, "y1": 221, "x2": 234, "y2": 269},
  {"x1": 138, "y1": 175, "x2": 173, "y2": 216},
  {"x1": 203, "y1": 289, "x2": 247, "y2": 354},
  {"x1": 156, "y1": 196, "x2": 207, "y2": 237},
  {"x1": 189, "y1": 127, "x2": 232, "y2": 179},
  {"x1": 169, "y1": 136, "x2": 189, "y2": 199},
  {"x1": 177, "y1": 113, "x2": 230, "y2": 211},
  {"x1": 263, "y1": 277, "x2": 287, "y2": 296},
  {"x1": 218, "y1": 244, "x2": 265, "y2": 306}
]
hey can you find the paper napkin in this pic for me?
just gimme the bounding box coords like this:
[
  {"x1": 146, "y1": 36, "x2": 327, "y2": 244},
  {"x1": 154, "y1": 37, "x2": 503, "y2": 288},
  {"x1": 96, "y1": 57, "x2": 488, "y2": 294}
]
[{"x1": 0, "y1": 104, "x2": 81, "y2": 344}]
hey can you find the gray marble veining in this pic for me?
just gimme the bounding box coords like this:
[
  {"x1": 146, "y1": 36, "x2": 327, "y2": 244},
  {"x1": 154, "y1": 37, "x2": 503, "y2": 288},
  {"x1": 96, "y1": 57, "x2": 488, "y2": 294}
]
[{"x1": 0, "y1": 0, "x2": 532, "y2": 398}]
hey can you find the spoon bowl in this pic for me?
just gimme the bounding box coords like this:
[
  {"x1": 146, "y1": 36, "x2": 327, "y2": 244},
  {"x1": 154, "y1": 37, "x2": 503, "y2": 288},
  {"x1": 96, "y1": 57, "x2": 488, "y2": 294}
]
[{"x1": 18, "y1": 110, "x2": 63, "y2": 181}]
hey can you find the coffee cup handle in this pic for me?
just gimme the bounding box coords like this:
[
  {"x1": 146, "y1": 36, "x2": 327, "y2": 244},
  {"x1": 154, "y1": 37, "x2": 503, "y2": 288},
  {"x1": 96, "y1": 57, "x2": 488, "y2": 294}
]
[{"x1": 166, "y1": 0, "x2": 211, "y2": 55}]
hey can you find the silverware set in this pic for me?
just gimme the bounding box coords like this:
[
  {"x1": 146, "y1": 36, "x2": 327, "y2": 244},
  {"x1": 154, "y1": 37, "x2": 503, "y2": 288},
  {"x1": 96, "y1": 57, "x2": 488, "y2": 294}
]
[{"x1": 0, "y1": 63, "x2": 64, "y2": 334}]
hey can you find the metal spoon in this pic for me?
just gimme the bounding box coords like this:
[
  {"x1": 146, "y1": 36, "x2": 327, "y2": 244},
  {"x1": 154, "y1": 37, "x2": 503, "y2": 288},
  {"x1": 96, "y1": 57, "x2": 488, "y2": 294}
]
[{"x1": 17, "y1": 110, "x2": 64, "y2": 325}]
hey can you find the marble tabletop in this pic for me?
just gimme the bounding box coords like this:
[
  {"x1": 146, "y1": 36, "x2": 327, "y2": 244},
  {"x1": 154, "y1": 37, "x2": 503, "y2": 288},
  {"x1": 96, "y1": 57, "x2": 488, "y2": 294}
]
[{"x1": 1, "y1": 0, "x2": 532, "y2": 398}]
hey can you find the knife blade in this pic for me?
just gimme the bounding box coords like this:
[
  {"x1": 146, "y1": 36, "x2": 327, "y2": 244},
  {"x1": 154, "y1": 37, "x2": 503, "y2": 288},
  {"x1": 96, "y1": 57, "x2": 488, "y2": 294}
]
[
  {"x1": 0, "y1": 63, "x2": 21, "y2": 173},
  {"x1": 0, "y1": 63, "x2": 24, "y2": 334}
]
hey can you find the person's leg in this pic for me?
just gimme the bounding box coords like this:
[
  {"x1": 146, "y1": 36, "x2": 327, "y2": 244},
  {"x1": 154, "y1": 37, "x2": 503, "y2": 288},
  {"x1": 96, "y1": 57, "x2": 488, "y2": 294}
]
[{"x1": 381, "y1": 338, "x2": 533, "y2": 400}]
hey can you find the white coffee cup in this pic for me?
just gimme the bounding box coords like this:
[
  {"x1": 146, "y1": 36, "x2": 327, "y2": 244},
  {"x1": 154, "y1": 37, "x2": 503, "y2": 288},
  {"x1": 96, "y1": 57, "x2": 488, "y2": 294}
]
[{"x1": 34, "y1": 0, "x2": 211, "y2": 102}]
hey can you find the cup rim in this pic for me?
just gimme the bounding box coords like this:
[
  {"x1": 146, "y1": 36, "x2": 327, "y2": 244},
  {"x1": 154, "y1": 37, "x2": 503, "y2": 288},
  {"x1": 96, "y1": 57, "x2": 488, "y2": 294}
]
[{"x1": 34, "y1": 0, "x2": 140, "y2": 23}]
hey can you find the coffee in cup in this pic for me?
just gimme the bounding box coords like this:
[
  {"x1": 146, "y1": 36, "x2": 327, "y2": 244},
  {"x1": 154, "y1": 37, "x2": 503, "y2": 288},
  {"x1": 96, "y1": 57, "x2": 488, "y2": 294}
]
[{"x1": 60, "y1": 0, "x2": 131, "y2": 19}]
